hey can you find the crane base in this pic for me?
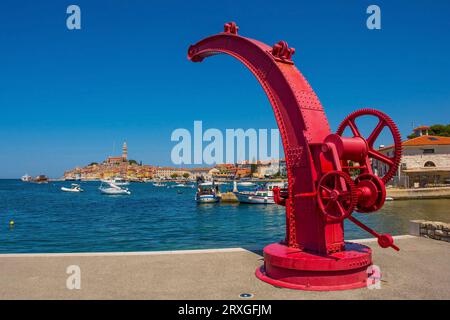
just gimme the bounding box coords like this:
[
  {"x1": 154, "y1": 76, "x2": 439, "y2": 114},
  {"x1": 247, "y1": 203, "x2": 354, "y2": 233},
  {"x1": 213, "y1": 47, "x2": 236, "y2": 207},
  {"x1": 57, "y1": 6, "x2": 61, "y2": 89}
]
[{"x1": 255, "y1": 242, "x2": 373, "y2": 291}]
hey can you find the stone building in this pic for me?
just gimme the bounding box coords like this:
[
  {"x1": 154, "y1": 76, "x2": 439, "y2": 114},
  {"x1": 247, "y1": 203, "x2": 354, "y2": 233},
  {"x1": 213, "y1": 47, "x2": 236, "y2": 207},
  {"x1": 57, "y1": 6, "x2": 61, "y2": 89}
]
[{"x1": 373, "y1": 128, "x2": 450, "y2": 188}]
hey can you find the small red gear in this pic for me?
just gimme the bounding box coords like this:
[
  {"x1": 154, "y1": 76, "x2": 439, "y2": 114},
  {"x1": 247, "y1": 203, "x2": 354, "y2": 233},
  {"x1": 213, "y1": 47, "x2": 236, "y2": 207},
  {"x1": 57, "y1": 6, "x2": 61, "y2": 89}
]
[
  {"x1": 336, "y1": 109, "x2": 402, "y2": 184},
  {"x1": 317, "y1": 171, "x2": 357, "y2": 223},
  {"x1": 355, "y1": 173, "x2": 386, "y2": 213}
]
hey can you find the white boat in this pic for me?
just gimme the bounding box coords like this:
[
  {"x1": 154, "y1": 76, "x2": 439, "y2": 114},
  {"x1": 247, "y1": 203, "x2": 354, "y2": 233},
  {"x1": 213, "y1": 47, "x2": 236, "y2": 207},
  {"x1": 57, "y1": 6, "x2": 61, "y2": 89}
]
[
  {"x1": 99, "y1": 182, "x2": 131, "y2": 195},
  {"x1": 101, "y1": 177, "x2": 130, "y2": 186},
  {"x1": 173, "y1": 183, "x2": 195, "y2": 188},
  {"x1": 195, "y1": 181, "x2": 221, "y2": 203},
  {"x1": 235, "y1": 182, "x2": 286, "y2": 204},
  {"x1": 153, "y1": 182, "x2": 167, "y2": 187},
  {"x1": 237, "y1": 181, "x2": 256, "y2": 187},
  {"x1": 21, "y1": 174, "x2": 32, "y2": 182},
  {"x1": 61, "y1": 184, "x2": 84, "y2": 193}
]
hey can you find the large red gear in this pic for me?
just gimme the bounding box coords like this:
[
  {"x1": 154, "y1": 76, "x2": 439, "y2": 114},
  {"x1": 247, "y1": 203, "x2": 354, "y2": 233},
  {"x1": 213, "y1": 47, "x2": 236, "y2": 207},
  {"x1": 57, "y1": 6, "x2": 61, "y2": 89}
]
[{"x1": 336, "y1": 109, "x2": 402, "y2": 184}]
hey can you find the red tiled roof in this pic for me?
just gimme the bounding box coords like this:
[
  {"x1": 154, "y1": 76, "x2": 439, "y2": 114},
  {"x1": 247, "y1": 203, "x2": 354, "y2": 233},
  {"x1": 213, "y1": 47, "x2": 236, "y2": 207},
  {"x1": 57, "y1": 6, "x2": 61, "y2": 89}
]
[
  {"x1": 413, "y1": 125, "x2": 430, "y2": 130},
  {"x1": 379, "y1": 135, "x2": 450, "y2": 151}
]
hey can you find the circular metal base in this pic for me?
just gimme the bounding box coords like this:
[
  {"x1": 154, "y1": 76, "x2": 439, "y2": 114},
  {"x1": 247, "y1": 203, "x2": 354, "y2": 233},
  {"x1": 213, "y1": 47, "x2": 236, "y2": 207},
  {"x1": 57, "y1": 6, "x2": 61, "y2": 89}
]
[{"x1": 255, "y1": 242, "x2": 372, "y2": 291}]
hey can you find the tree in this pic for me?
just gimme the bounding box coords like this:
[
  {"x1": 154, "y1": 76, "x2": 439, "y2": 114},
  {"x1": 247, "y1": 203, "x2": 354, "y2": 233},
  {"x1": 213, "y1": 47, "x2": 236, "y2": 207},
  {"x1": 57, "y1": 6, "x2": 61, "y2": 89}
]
[
  {"x1": 429, "y1": 124, "x2": 450, "y2": 137},
  {"x1": 128, "y1": 159, "x2": 139, "y2": 165},
  {"x1": 182, "y1": 172, "x2": 190, "y2": 179},
  {"x1": 170, "y1": 173, "x2": 179, "y2": 179},
  {"x1": 250, "y1": 163, "x2": 257, "y2": 174},
  {"x1": 408, "y1": 124, "x2": 450, "y2": 139}
]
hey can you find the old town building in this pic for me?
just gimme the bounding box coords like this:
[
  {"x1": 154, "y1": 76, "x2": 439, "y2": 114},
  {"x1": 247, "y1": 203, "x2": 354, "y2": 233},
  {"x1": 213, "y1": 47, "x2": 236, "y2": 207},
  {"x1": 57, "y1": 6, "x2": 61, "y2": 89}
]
[{"x1": 373, "y1": 128, "x2": 450, "y2": 188}]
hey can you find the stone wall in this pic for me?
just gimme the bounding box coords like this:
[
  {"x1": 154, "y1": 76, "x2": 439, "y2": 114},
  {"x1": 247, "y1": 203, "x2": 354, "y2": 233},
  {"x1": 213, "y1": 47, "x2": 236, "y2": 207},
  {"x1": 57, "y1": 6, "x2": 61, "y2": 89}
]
[
  {"x1": 409, "y1": 220, "x2": 450, "y2": 242},
  {"x1": 387, "y1": 187, "x2": 450, "y2": 200}
]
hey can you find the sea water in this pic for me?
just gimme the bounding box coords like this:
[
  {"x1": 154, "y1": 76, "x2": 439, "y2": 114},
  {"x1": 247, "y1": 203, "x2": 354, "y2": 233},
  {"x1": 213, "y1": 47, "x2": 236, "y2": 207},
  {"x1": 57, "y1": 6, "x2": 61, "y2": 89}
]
[{"x1": 0, "y1": 180, "x2": 448, "y2": 253}]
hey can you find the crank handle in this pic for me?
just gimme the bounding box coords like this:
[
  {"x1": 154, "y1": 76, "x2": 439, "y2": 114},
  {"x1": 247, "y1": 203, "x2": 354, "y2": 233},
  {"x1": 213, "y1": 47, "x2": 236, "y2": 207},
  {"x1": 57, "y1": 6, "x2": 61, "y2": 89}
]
[{"x1": 348, "y1": 216, "x2": 399, "y2": 251}]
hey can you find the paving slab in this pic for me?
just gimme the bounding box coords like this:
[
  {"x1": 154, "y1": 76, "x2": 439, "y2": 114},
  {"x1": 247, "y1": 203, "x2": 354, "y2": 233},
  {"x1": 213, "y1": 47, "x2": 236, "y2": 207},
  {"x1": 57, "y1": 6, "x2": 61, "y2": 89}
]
[{"x1": 0, "y1": 236, "x2": 449, "y2": 299}]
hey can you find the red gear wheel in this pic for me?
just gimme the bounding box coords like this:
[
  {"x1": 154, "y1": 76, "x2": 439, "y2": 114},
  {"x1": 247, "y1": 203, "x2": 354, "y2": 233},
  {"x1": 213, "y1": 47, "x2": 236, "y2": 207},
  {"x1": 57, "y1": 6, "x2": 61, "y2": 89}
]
[
  {"x1": 355, "y1": 173, "x2": 386, "y2": 213},
  {"x1": 336, "y1": 109, "x2": 402, "y2": 184},
  {"x1": 317, "y1": 171, "x2": 357, "y2": 223}
]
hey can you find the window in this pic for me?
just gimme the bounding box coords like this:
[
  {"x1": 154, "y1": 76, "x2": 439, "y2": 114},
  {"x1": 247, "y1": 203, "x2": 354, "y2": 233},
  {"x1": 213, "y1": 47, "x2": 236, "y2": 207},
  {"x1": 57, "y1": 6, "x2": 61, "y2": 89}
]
[
  {"x1": 423, "y1": 149, "x2": 435, "y2": 154},
  {"x1": 424, "y1": 161, "x2": 436, "y2": 167}
]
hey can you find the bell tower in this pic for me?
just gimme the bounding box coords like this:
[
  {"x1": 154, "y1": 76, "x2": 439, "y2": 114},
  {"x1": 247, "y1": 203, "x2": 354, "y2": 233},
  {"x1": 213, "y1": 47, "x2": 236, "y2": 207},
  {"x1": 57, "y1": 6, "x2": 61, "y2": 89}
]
[{"x1": 122, "y1": 142, "x2": 128, "y2": 161}]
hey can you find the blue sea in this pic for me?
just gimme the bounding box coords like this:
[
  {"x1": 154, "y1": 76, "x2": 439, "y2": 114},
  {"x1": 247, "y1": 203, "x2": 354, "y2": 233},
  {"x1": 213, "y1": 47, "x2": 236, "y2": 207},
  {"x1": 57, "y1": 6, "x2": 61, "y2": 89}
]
[{"x1": 0, "y1": 180, "x2": 448, "y2": 253}]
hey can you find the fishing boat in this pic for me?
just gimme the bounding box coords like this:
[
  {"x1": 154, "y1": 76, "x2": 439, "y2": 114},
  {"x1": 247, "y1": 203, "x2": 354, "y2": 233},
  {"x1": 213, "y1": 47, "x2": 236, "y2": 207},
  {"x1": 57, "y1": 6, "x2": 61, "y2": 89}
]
[
  {"x1": 99, "y1": 181, "x2": 131, "y2": 195},
  {"x1": 61, "y1": 184, "x2": 84, "y2": 193},
  {"x1": 195, "y1": 181, "x2": 221, "y2": 203},
  {"x1": 33, "y1": 175, "x2": 49, "y2": 184},
  {"x1": 234, "y1": 182, "x2": 286, "y2": 204}
]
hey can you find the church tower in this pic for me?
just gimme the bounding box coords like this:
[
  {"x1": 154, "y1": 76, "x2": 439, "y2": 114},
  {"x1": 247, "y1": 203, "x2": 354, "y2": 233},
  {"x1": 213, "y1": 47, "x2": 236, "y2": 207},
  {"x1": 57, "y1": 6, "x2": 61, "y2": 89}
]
[{"x1": 122, "y1": 142, "x2": 128, "y2": 160}]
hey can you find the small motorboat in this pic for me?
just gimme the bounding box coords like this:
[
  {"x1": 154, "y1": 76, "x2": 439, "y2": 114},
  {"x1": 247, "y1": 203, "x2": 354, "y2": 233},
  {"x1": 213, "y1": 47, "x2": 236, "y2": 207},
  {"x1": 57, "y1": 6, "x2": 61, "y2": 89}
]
[
  {"x1": 61, "y1": 184, "x2": 84, "y2": 193},
  {"x1": 101, "y1": 177, "x2": 129, "y2": 186},
  {"x1": 234, "y1": 182, "x2": 286, "y2": 204},
  {"x1": 99, "y1": 182, "x2": 131, "y2": 195},
  {"x1": 153, "y1": 182, "x2": 167, "y2": 187},
  {"x1": 173, "y1": 183, "x2": 195, "y2": 188},
  {"x1": 195, "y1": 181, "x2": 221, "y2": 203},
  {"x1": 21, "y1": 174, "x2": 32, "y2": 182}
]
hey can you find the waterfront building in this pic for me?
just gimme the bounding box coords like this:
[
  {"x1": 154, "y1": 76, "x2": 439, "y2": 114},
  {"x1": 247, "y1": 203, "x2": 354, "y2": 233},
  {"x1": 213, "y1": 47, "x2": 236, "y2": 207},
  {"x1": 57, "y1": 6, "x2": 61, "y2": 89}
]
[
  {"x1": 373, "y1": 128, "x2": 450, "y2": 188},
  {"x1": 186, "y1": 167, "x2": 213, "y2": 180},
  {"x1": 154, "y1": 167, "x2": 189, "y2": 180},
  {"x1": 255, "y1": 159, "x2": 287, "y2": 178}
]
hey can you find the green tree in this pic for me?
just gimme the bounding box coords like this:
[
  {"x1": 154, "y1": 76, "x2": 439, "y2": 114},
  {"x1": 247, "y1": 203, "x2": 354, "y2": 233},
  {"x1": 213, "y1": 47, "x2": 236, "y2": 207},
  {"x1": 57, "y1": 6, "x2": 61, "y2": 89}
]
[
  {"x1": 171, "y1": 173, "x2": 179, "y2": 179},
  {"x1": 429, "y1": 124, "x2": 450, "y2": 137},
  {"x1": 182, "y1": 172, "x2": 190, "y2": 179},
  {"x1": 408, "y1": 124, "x2": 450, "y2": 139}
]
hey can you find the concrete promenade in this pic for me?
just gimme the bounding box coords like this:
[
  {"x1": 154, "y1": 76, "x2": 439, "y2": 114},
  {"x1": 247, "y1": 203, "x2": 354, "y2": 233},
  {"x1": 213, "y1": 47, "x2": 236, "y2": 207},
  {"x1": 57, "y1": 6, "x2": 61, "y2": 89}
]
[{"x1": 0, "y1": 236, "x2": 449, "y2": 299}]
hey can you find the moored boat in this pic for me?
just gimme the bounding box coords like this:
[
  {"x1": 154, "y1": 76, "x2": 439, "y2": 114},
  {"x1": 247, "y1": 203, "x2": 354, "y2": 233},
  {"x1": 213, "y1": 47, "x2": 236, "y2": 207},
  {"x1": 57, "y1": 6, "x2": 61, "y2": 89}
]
[
  {"x1": 101, "y1": 177, "x2": 130, "y2": 186},
  {"x1": 21, "y1": 174, "x2": 32, "y2": 182},
  {"x1": 234, "y1": 182, "x2": 286, "y2": 204},
  {"x1": 173, "y1": 183, "x2": 195, "y2": 188},
  {"x1": 195, "y1": 181, "x2": 221, "y2": 203},
  {"x1": 153, "y1": 182, "x2": 167, "y2": 187}
]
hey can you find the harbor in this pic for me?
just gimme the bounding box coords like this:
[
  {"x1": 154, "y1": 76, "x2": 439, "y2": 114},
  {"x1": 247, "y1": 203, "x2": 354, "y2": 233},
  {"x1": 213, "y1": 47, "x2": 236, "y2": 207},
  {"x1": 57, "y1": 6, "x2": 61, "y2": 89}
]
[
  {"x1": 1, "y1": 179, "x2": 449, "y2": 253},
  {"x1": 0, "y1": 0, "x2": 449, "y2": 304}
]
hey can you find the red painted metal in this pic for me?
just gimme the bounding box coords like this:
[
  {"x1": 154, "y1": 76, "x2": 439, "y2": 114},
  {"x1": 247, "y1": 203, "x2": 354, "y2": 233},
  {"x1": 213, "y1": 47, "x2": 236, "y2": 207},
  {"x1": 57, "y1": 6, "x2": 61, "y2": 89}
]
[{"x1": 188, "y1": 22, "x2": 402, "y2": 291}]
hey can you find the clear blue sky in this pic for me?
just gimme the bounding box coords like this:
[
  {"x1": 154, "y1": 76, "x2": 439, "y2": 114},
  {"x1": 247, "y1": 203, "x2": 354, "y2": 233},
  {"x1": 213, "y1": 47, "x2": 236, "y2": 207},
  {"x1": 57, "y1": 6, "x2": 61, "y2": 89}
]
[{"x1": 0, "y1": 0, "x2": 449, "y2": 178}]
